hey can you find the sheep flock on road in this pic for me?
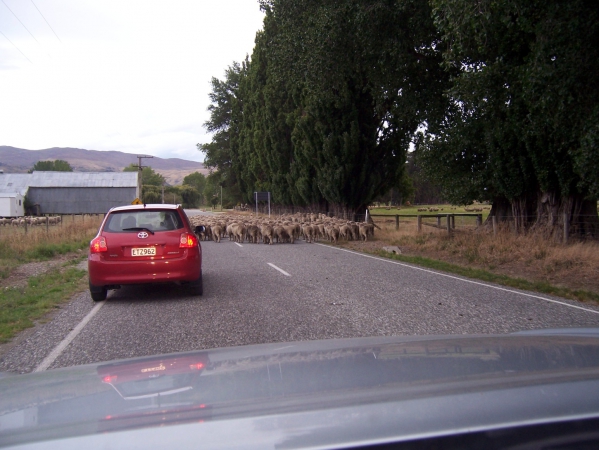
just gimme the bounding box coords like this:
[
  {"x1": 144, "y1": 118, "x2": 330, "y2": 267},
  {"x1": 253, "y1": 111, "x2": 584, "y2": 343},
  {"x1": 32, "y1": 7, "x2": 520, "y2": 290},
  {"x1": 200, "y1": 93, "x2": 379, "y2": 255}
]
[{"x1": 189, "y1": 213, "x2": 375, "y2": 245}]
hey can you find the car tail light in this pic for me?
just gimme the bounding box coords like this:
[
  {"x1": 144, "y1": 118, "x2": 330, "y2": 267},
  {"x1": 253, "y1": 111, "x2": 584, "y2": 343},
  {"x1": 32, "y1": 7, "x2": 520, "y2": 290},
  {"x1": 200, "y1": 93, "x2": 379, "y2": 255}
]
[
  {"x1": 180, "y1": 232, "x2": 198, "y2": 248},
  {"x1": 189, "y1": 363, "x2": 204, "y2": 370},
  {"x1": 90, "y1": 236, "x2": 108, "y2": 253},
  {"x1": 102, "y1": 375, "x2": 117, "y2": 383}
]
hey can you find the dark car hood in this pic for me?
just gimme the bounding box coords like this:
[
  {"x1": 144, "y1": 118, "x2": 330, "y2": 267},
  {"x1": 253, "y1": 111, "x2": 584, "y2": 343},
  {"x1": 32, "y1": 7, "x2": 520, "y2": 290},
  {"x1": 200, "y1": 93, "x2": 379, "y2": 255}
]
[{"x1": 2, "y1": 329, "x2": 599, "y2": 448}]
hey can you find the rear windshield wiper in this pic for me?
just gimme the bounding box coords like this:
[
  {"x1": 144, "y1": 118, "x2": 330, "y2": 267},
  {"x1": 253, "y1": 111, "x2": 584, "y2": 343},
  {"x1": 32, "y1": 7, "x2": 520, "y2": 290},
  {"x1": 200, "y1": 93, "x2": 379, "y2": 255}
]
[{"x1": 123, "y1": 227, "x2": 155, "y2": 235}]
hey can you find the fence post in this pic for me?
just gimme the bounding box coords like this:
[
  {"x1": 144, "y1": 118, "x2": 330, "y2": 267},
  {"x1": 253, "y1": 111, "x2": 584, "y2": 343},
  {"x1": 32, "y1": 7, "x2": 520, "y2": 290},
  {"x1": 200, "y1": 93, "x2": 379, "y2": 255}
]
[
  {"x1": 446, "y1": 215, "x2": 451, "y2": 235},
  {"x1": 563, "y1": 211, "x2": 570, "y2": 244},
  {"x1": 437, "y1": 216, "x2": 441, "y2": 227},
  {"x1": 46, "y1": 216, "x2": 49, "y2": 233},
  {"x1": 476, "y1": 214, "x2": 482, "y2": 227},
  {"x1": 417, "y1": 215, "x2": 422, "y2": 233},
  {"x1": 492, "y1": 216, "x2": 497, "y2": 236},
  {"x1": 395, "y1": 215, "x2": 399, "y2": 230},
  {"x1": 451, "y1": 215, "x2": 455, "y2": 229}
]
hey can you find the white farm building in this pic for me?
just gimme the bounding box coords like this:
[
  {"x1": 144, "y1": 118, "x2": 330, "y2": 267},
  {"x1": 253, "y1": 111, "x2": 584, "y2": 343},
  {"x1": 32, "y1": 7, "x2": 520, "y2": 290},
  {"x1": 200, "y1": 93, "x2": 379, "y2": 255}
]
[
  {"x1": 0, "y1": 193, "x2": 25, "y2": 217},
  {"x1": 0, "y1": 171, "x2": 139, "y2": 216}
]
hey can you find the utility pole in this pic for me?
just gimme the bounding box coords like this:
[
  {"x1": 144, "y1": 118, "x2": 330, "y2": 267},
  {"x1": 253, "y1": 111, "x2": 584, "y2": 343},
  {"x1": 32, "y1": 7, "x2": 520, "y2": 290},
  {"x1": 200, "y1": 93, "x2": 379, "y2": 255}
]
[{"x1": 136, "y1": 155, "x2": 153, "y2": 201}]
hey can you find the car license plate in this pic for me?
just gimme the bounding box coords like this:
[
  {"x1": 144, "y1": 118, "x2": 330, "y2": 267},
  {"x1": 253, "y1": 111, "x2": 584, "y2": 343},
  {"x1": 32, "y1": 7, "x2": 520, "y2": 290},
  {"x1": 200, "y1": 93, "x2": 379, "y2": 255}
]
[{"x1": 132, "y1": 247, "x2": 156, "y2": 256}]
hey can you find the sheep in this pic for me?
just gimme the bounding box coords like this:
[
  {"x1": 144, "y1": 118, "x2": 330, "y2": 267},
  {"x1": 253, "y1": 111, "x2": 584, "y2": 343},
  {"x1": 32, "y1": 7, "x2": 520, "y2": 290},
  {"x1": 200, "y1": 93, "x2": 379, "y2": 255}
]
[
  {"x1": 360, "y1": 223, "x2": 369, "y2": 242},
  {"x1": 189, "y1": 212, "x2": 374, "y2": 247},
  {"x1": 301, "y1": 224, "x2": 315, "y2": 243},
  {"x1": 231, "y1": 223, "x2": 246, "y2": 243},
  {"x1": 283, "y1": 225, "x2": 296, "y2": 244},
  {"x1": 349, "y1": 223, "x2": 360, "y2": 241},
  {"x1": 202, "y1": 225, "x2": 213, "y2": 241},
  {"x1": 324, "y1": 224, "x2": 340, "y2": 244},
  {"x1": 339, "y1": 224, "x2": 352, "y2": 241},
  {"x1": 260, "y1": 224, "x2": 274, "y2": 244},
  {"x1": 273, "y1": 226, "x2": 291, "y2": 244},
  {"x1": 211, "y1": 224, "x2": 223, "y2": 242},
  {"x1": 226, "y1": 223, "x2": 238, "y2": 241},
  {"x1": 246, "y1": 225, "x2": 260, "y2": 243},
  {"x1": 316, "y1": 223, "x2": 325, "y2": 239}
]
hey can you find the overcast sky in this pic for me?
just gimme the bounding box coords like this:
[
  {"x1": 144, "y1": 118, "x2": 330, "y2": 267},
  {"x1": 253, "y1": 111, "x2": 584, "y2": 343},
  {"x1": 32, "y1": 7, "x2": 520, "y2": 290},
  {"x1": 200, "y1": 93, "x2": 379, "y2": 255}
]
[{"x1": 0, "y1": 0, "x2": 264, "y2": 162}]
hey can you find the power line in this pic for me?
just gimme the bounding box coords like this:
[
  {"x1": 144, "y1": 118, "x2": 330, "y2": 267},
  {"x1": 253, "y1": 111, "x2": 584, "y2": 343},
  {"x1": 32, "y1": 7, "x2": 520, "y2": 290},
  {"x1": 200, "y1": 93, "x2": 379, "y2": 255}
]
[
  {"x1": 30, "y1": 0, "x2": 61, "y2": 43},
  {"x1": 0, "y1": 28, "x2": 33, "y2": 63},
  {"x1": 1, "y1": 0, "x2": 40, "y2": 45}
]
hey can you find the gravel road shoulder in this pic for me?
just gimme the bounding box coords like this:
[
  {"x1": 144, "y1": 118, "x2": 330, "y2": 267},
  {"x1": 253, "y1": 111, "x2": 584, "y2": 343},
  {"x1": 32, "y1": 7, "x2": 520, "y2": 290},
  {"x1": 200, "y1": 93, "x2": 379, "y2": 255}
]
[{"x1": 0, "y1": 251, "x2": 88, "y2": 362}]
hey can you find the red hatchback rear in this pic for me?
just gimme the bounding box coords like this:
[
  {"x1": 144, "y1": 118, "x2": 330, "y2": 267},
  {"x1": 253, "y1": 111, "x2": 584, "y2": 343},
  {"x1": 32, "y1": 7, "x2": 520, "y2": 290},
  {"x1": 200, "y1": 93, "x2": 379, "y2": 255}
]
[{"x1": 88, "y1": 204, "x2": 204, "y2": 301}]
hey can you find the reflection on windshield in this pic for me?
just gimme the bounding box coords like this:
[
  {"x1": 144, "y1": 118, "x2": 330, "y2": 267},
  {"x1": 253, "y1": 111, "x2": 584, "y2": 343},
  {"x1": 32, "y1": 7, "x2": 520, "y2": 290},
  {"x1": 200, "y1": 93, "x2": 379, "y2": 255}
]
[
  {"x1": 98, "y1": 354, "x2": 208, "y2": 400},
  {"x1": 2, "y1": 335, "x2": 599, "y2": 442}
]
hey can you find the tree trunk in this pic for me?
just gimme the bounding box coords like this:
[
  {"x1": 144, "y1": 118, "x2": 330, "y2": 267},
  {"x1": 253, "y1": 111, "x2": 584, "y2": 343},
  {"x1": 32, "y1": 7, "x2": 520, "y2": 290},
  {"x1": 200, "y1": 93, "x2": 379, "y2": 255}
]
[
  {"x1": 533, "y1": 191, "x2": 599, "y2": 240},
  {"x1": 484, "y1": 196, "x2": 516, "y2": 232},
  {"x1": 487, "y1": 192, "x2": 599, "y2": 240}
]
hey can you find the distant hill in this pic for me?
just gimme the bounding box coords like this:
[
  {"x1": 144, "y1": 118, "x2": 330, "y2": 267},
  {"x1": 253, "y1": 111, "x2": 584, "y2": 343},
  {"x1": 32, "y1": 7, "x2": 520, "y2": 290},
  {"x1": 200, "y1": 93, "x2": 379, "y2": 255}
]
[{"x1": 0, "y1": 146, "x2": 209, "y2": 185}]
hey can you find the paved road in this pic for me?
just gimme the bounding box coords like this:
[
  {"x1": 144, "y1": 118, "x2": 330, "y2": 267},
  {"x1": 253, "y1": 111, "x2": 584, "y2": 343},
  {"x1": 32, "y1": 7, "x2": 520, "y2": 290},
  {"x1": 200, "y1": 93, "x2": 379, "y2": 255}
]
[{"x1": 2, "y1": 219, "x2": 599, "y2": 373}]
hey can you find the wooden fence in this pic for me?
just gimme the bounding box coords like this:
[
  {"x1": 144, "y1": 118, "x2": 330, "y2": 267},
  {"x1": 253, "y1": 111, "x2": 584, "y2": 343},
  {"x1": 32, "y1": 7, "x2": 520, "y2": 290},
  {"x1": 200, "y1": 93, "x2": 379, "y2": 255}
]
[
  {"x1": 0, "y1": 214, "x2": 104, "y2": 237},
  {"x1": 370, "y1": 213, "x2": 484, "y2": 234},
  {"x1": 370, "y1": 212, "x2": 590, "y2": 243}
]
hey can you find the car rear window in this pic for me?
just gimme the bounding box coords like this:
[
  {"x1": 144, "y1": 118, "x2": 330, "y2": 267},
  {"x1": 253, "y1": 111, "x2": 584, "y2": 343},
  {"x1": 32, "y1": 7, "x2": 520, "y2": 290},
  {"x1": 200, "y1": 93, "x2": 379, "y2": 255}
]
[{"x1": 104, "y1": 210, "x2": 184, "y2": 233}]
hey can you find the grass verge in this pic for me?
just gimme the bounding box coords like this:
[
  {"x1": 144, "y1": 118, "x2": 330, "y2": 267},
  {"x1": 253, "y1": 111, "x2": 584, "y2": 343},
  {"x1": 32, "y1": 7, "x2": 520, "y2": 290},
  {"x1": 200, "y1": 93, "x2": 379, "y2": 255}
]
[
  {"x1": 0, "y1": 215, "x2": 102, "y2": 280},
  {"x1": 0, "y1": 264, "x2": 89, "y2": 344},
  {"x1": 370, "y1": 249, "x2": 599, "y2": 304}
]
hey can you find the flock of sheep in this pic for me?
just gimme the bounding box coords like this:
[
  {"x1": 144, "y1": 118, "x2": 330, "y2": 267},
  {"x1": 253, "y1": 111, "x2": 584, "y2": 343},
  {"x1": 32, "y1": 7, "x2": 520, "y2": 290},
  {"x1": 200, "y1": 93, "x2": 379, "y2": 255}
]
[
  {"x1": 464, "y1": 207, "x2": 490, "y2": 212},
  {"x1": 0, "y1": 216, "x2": 62, "y2": 226},
  {"x1": 416, "y1": 206, "x2": 491, "y2": 212},
  {"x1": 189, "y1": 213, "x2": 375, "y2": 244}
]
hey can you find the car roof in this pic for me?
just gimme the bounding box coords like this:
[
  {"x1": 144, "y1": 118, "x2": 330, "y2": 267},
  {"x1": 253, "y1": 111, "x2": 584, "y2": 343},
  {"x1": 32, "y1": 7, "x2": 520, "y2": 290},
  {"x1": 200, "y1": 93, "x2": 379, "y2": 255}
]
[{"x1": 107, "y1": 204, "x2": 182, "y2": 213}]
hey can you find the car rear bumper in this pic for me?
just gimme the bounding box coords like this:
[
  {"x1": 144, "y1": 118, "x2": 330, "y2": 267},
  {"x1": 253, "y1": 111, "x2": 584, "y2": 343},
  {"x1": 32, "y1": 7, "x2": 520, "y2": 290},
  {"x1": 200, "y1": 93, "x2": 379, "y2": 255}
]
[{"x1": 88, "y1": 254, "x2": 201, "y2": 286}]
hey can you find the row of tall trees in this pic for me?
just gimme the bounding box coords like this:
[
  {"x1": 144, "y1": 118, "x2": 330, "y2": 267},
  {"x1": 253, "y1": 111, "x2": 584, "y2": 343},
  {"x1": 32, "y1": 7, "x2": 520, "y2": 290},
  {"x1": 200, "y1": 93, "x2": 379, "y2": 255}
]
[
  {"x1": 199, "y1": 0, "x2": 598, "y2": 236},
  {"x1": 200, "y1": 0, "x2": 445, "y2": 217}
]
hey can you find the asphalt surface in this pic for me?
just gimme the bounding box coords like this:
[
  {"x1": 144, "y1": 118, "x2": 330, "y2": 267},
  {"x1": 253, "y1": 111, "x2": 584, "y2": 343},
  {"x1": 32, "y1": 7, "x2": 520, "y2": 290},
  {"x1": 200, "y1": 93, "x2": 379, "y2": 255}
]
[{"x1": 2, "y1": 211, "x2": 599, "y2": 373}]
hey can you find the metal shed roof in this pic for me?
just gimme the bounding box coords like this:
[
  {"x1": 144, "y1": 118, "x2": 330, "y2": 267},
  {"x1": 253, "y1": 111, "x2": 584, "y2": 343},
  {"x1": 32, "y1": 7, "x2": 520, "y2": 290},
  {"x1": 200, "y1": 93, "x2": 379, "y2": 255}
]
[
  {"x1": 30, "y1": 171, "x2": 138, "y2": 187},
  {"x1": 0, "y1": 172, "x2": 138, "y2": 196},
  {"x1": 0, "y1": 174, "x2": 32, "y2": 196}
]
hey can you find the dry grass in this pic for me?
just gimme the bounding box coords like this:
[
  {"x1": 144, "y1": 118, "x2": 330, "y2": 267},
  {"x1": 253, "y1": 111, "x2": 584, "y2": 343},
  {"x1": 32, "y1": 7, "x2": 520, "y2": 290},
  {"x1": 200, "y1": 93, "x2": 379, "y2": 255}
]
[
  {"x1": 0, "y1": 215, "x2": 103, "y2": 279},
  {"x1": 343, "y1": 218, "x2": 599, "y2": 295}
]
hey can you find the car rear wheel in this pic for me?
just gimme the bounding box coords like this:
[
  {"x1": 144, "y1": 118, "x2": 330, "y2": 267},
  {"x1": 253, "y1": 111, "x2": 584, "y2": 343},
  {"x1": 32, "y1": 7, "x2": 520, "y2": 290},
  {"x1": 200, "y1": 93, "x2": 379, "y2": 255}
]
[
  {"x1": 89, "y1": 281, "x2": 107, "y2": 301},
  {"x1": 188, "y1": 272, "x2": 203, "y2": 296}
]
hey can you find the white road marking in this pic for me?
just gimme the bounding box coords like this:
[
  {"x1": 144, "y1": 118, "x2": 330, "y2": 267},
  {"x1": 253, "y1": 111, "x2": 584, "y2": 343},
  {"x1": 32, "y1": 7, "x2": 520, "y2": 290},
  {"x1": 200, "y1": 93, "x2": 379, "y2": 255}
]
[
  {"x1": 268, "y1": 263, "x2": 291, "y2": 277},
  {"x1": 235, "y1": 242, "x2": 243, "y2": 247},
  {"x1": 34, "y1": 300, "x2": 106, "y2": 372},
  {"x1": 317, "y1": 244, "x2": 599, "y2": 315}
]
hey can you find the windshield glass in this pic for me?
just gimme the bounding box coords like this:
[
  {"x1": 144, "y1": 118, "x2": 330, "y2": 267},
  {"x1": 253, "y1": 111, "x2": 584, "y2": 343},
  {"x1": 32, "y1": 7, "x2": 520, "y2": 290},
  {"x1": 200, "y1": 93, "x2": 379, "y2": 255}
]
[{"x1": 1, "y1": 0, "x2": 598, "y2": 448}]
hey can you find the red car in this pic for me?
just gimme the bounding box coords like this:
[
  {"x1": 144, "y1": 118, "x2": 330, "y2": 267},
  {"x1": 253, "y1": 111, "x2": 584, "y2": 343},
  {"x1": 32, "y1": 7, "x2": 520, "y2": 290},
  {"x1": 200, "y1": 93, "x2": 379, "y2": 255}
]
[{"x1": 88, "y1": 204, "x2": 205, "y2": 301}]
